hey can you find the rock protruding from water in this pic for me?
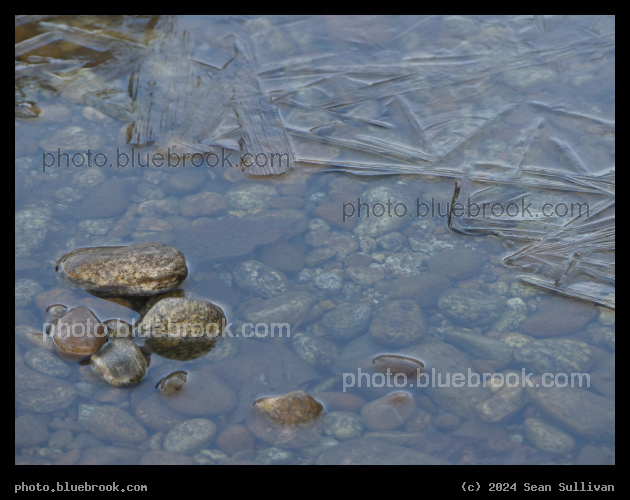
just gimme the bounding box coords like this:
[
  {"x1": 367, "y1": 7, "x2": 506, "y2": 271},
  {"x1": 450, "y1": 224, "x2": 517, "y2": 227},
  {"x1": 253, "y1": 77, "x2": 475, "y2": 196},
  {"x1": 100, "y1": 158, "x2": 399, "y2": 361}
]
[{"x1": 56, "y1": 242, "x2": 188, "y2": 296}]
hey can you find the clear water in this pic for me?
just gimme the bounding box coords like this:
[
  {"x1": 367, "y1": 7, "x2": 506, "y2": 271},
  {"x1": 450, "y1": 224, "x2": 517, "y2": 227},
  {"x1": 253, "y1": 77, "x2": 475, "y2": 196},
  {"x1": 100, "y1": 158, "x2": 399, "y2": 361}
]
[{"x1": 15, "y1": 15, "x2": 614, "y2": 466}]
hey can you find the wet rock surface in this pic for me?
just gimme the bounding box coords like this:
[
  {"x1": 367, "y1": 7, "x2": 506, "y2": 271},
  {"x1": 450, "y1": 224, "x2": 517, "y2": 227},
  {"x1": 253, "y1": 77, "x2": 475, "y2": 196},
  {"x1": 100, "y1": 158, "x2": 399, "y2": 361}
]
[
  {"x1": 429, "y1": 247, "x2": 487, "y2": 280},
  {"x1": 15, "y1": 364, "x2": 77, "y2": 412},
  {"x1": 388, "y1": 272, "x2": 452, "y2": 308},
  {"x1": 372, "y1": 354, "x2": 424, "y2": 377},
  {"x1": 321, "y1": 302, "x2": 372, "y2": 340},
  {"x1": 57, "y1": 242, "x2": 188, "y2": 296},
  {"x1": 233, "y1": 260, "x2": 290, "y2": 298},
  {"x1": 248, "y1": 391, "x2": 324, "y2": 448},
  {"x1": 323, "y1": 411, "x2": 365, "y2": 440},
  {"x1": 138, "y1": 297, "x2": 224, "y2": 361},
  {"x1": 88, "y1": 405, "x2": 148, "y2": 445},
  {"x1": 90, "y1": 338, "x2": 149, "y2": 387},
  {"x1": 163, "y1": 418, "x2": 217, "y2": 454},
  {"x1": 520, "y1": 296, "x2": 599, "y2": 337},
  {"x1": 524, "y1": 417, "x2": 576, "y2": 455},
  {"x1": 15, "y1": 414, "x2": 49, "y2": 447},
  {"x1": 401, "y1": 339, "x2": 492, "y2": 419},
  {"x1": 241, "y1": 290, "x2": 314, "y2": 329},
  {"x1": 514, "y1": 338, "x2": 594, "y2": 374},
  {"x1": 526, "y1": 382, "x2": 614, "y2": 440},
  {"x1": 369, "y1": 299, "x2": 427, "y2": 346},
  {"x1": 360, "y1": 392, "x2": 417, "y2": 431},
  {"x1": 476, "y1": 386, "x2": 527, "y2": 423},
  {"x1": 439, "y1": 326, "x2": 514, "y2": 365},
  {"x1": 49, "y1": 306, "x2": 108, "y2": 361},
  {"x1": 438, "y1": 288, "x2": 506, "y2": 328}
]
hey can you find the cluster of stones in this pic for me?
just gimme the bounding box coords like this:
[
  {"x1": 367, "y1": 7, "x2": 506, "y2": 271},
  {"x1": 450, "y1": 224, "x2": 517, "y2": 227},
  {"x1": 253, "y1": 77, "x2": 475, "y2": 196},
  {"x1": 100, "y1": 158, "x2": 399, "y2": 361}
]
[{"x1": 53, "y1": 241, "x2": 225, "y2": 386}]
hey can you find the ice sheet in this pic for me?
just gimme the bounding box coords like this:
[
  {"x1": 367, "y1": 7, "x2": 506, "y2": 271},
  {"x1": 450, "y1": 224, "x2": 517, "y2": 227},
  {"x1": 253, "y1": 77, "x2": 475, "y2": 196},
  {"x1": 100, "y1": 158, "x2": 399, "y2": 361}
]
[{"x1": 15, "y1": 15, "x2": 615, "y2": 306}]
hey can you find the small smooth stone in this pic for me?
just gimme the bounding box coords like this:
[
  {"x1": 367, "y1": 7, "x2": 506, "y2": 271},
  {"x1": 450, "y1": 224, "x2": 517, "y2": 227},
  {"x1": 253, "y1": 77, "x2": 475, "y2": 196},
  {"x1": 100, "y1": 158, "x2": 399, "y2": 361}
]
[
  {"x1": 88, "y1": 405, "x2": 148, "y2": 445},
  {"x1": 369, "y1": 300, "x2": 427, "y2": 346},
  {"x1": 321, "y1": 302, "x2": 371, "y2": 340},
  {"x1": 163, "y1": 418, "x2": 217, "y2": 454},
  {"x1": 15, "y1": 414, "x2": 50, "y2": 447},
  {"x1": 428, "y1": 248, "x2": 487, "y2": 280},
  {"x1": 372, "y1": 354, "x2": 424, "y2": 377},
  {"x1": 233, "y1": 260, "x2": 290, "y2": 298},
  {"x1": 520, "y1": 296, "x2": 599, "y2": 337},
  {"x1": 248, "y1": 391, "x2": 324, "y2": 449},
  {"x1": 524, "y1": 417, "x2": 576, "y2": 455},
  {"x1": 360, "y1": 392, "x2": 417, "y2": 431},
  {"x1": 90, "y1": 339, "x2": 148, "y2": 387},
  {"x1": 57, "y1": 242, "x2": 188, "y2": 296},
  {"x1": 24, "y1": 348, "x2": 71, "y2": 378},
  {"x1": 49, "y1": 306, "x2": 107, "y2": 361},
  {"x1": 216, "y1": 425, "x2": 255, "y2": 455},
  {"x1": 323, "y1": 411, "x2": 365, "y2": 440}
]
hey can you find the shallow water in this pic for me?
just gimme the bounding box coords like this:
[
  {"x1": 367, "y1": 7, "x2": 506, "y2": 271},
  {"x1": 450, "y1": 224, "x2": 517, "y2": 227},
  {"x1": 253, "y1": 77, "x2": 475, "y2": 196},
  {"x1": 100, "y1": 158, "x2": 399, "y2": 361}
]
[{"x1": 15, "y1": 15, "x2": 614, "y2": 466}]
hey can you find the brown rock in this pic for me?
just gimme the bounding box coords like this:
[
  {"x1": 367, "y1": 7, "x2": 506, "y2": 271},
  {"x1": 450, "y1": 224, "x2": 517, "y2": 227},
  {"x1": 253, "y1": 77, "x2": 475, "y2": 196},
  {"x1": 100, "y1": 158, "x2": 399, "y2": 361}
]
[
  {"x1": 361, "y1": 392, "x2": 417, "y2": 431},
  {"x1": 521, "y1": 296, "x2": 599, "y2": 337},
  {"x1": 49, "y1": 306, "x2": 107, "y2": 361}
]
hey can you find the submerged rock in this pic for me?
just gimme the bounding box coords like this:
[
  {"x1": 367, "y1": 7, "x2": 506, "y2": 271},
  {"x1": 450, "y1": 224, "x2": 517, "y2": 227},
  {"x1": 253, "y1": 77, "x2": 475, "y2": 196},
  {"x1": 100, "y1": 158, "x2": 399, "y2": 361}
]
[
  {"x1": 56, "y1": 242, "x2": 188, "y2": 296},
  {"x1": 248, "y1": 391, "x2": 324, "y2": 448},
  {"x1": 520, "y1": 296, "x2": 598, "y2": 337},
  {"x1": 49, "y1": 306, "x2": 108, "y2": 361},
  {"x1": 137, "y1": 297, "x2": 224, "y2": 361},
  {"x1": 428, "y1": 247, "x2": 487, "y2": 281},
  {"x1": 90, "y1": 338, "x2": 149, "y2": 387},
  {"x1": 526, "y1": 382, "x2": 614, "y2": 440},
  {"x1": 360, "y1": 392, "x2": 417, "y2": 431},
  {"x1": 438, "y1": 288, "x2": 506, "y2": 328},
  {"x1": 372, "y1": 354, "x2": 424, "y2": 377},
  {"x1": 369, "y1": 299, "x2": 427, "y2": 346}
]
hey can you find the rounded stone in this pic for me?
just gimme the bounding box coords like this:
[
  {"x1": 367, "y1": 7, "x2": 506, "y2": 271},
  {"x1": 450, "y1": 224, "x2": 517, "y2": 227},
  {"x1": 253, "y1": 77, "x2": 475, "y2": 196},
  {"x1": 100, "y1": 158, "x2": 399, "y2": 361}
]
[
  {"x1": 438, "y1": 288, "x2": 506, "y2": 328},
  {"x1": 134, "y1": 393, "x2": 185, "y2": 432},
  {"x1": 216, "y1": 425, "x2": 255, "y2": 455},
  {"x1": 180, "y1": 192, "x2": 227, "y2": 217},
  {"x1": 225, "y1": 184, "x2": 278, "y2": 210},
  {"x1": 360, "y1": 392, "x2": 417, "y2": 431},
  {"x1": 514, "y1": 338, "x2": 594, "y2": 374},
  {"x1": 90, "y1": 339, "x2": 148, "y2": 387},
  {"x1": 233, "y1": 260, "x2": 291, "y2": 298},
  {"x1": 313, "y1": 271, "x2": 344, "y2": 292},
  {"x1": 388, "y1": 272, "x2": 452, "y2": 308},
  {"x1": 16, "y1": 365, "x2": 77, "y2": 413},
  {"x1": 429, "y1": 247, "x2": 487, "y2": 280},
  {"x1": 15, "y1": 279, "x2": 43, "y2": 308},
  {"x1": 372, "y1": 354, "x2": 424, "y2": 377},
  {"x1": 163, "y1": 418, "x2": 217, "y2": 454},
  {"x1": 322, "y1": 411, "x2": 365, "y2": 440},
  {"x1": 248, "y1": 391, "x2": 324, "y2": 449},
  {"x1": 15, "y1": 414, "x2": 50, "y2": 447},
  {"x1": 24, "y1": 348, "x2": 71, "y2": 378},
  {"x1": 520, "y1": 296, "x2": 598, "y2": 337},
  {"x1": 524, "y1": 417, "x2": 576, "y2": 454},
  {"x1": 321, "y1": 302, "x2": 372, "y2": 340},
  {"x1": 88, "y1": 405, "x2": 148, "y2": 445},
  {"x1": 137, "y1": 297, "x2": 225, "y2": 361},
  {"x1": 369, "y1": 299, "x2": 427, "y2": 346},
  {"x1": 291, "y1": 332, "x2": 339, "y2": 369},
  {"x1": 242, "y1": 291, "x2": 315, "y2": 329},
  {"x1": 57, "y1": 242, "x2": 188, "y2": 296},
  {"x1": 49, "y1": 306, "x2": 108, "y2": 361}
]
